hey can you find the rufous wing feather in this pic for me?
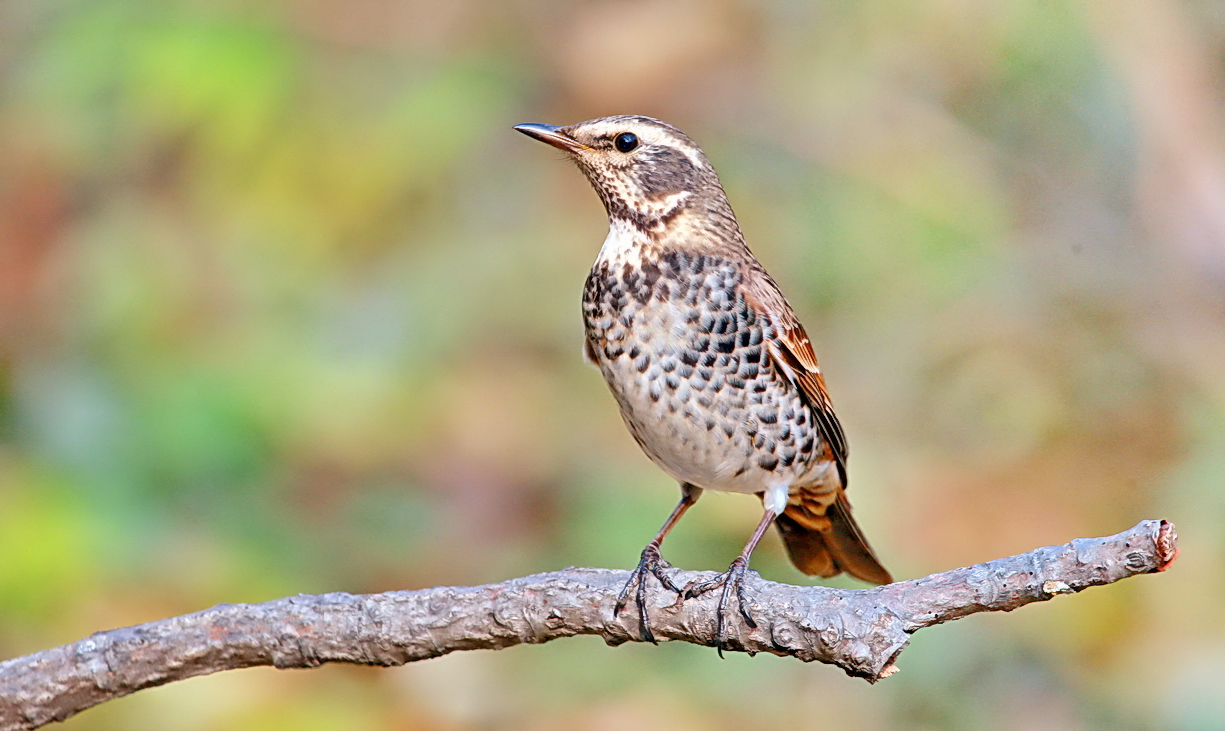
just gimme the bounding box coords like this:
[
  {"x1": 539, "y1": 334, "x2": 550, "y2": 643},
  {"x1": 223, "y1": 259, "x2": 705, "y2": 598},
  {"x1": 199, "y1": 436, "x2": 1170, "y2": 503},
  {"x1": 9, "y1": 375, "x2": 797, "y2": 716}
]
[{"x1": 745, "y1": 277, "x2": 891, "y2": 585}]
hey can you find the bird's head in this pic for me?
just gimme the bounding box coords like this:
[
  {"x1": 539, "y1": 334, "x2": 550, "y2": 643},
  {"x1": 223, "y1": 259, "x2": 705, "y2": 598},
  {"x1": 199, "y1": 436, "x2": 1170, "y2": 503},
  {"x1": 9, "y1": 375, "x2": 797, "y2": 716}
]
[{"x1": 515, "y1": 115, "x2": 727, "y2": 233}]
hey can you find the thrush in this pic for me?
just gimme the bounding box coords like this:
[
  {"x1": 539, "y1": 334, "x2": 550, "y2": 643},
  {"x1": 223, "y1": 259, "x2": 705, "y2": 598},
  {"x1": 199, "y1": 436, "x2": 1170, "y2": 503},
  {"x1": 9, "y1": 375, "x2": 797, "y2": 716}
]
[{"x1": 515, "y1": 115, "x2": 892, "y2": 651}]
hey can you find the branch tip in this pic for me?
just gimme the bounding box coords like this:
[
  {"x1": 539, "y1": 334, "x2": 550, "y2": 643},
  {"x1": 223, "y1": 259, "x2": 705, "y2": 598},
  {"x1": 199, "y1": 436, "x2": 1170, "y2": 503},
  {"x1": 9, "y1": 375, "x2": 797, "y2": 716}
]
[{"x1": 1155, "y1": 520, "x2": 1179, "y2": 571}]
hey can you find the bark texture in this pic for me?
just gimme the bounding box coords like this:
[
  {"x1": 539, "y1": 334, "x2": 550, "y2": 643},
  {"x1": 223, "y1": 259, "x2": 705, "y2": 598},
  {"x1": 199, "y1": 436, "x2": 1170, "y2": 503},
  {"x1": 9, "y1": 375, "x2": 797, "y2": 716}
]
[{"x1": 0, "y1": 519, "x2": 1178, "y2": 731}]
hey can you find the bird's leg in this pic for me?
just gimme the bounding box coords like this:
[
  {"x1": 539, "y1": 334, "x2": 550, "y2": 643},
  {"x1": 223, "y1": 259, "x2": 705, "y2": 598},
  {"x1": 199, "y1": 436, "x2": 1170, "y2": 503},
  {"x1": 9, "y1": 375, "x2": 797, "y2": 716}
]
[
  {"x1": 615, "y1": 483, "x2": 702, "y2": 643},
  {"x1": 683, "y1": 507, "x2": 778, "y2": 656}
]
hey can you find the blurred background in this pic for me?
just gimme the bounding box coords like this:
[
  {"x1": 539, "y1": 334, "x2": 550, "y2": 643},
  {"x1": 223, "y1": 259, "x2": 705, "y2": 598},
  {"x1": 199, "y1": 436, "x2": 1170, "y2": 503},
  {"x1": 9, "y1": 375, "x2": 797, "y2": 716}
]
[{"x1": 1, "y1": 0, "x2": 1223, "y2": 728}]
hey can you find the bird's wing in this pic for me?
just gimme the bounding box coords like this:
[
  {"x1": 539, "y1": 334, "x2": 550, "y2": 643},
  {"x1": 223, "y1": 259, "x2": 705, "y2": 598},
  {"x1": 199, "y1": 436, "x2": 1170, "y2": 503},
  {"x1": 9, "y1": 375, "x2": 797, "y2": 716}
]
[{"x1": 743, "y1": 273, "x2": 848, "y2": 484}]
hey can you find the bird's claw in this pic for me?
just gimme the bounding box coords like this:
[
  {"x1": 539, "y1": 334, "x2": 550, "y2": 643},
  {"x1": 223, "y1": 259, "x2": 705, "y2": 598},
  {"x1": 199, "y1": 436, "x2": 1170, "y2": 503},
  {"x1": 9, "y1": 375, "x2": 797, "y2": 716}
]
[
  {"x1": 682, "y1": 557, "x2": 757, "y2": 656},
  {"x1": 614, "y1": 543, "x2": 683, "y2": 644}
]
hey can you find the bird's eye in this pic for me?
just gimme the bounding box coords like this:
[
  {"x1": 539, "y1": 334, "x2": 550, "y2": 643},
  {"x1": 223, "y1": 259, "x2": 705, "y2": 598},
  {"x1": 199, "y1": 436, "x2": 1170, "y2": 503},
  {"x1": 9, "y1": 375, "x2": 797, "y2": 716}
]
[{"x1": 614, "y1": 133, "x2": 639, "y2": 153}]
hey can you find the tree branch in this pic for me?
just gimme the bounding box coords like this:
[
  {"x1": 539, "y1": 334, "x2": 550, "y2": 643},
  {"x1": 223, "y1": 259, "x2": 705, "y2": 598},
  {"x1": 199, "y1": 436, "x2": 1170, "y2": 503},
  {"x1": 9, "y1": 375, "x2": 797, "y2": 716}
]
[{"x1": 0, "y1": 519, "x2": 1178, "y2": 731}]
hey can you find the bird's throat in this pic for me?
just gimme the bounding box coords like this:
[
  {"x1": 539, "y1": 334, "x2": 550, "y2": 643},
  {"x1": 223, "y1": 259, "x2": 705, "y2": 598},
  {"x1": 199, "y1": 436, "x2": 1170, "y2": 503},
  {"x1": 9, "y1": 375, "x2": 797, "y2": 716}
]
[{"x1": 597, "y1": 216, "x2": 658, "y2": 269}]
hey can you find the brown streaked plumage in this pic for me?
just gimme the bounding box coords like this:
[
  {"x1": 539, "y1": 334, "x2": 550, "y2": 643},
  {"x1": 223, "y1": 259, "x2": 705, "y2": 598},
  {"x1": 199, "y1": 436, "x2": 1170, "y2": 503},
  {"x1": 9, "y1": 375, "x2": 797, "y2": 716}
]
[{"x1": 515, "y1": 116, "x2": 891, "y2": 651}]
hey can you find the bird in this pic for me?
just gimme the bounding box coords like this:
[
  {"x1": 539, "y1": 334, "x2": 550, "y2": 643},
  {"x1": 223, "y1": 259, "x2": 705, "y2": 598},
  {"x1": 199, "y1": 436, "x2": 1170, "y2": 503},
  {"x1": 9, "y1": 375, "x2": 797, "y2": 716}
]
[{"x1": 515, "y1": 115, "x2": 892, "y2": 651}]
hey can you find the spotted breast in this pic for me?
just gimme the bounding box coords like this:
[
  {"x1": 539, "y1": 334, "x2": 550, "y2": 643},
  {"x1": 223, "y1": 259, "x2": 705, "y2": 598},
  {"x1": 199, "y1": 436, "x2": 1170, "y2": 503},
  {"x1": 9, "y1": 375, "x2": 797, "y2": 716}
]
[{"x1": 583, "y1": 249, "x2": 834, "y2": 497}]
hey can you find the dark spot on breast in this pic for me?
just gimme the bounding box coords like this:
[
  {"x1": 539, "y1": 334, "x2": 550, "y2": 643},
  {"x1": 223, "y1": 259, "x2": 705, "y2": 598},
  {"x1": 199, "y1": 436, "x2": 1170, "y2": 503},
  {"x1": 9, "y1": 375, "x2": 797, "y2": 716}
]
[
  {"x1": 661, "y1": 251, "x2": 684, "y2": 275},
  {"x1": 715, "y1": 338, "x2": 736, "y2": 354},
  {"x1": 635, "y1": 355, "x2": 650, "y2": 373},
  {"x1": 759, "y1": 411, "x2": 778, "y2": 424},
  {"x1": 680, "y1": 350, "x2": 698, "y2": 367},
  {"x1": 629, "y1": 346, "x2": 641, "y2": 359},
  {"x1": 640, "y1": 261, "x2": 661, "y2": 290},
  {"x1": 621, "y1": 263, "x2": 636, "y2": 286},
  {"x1": 758, "y1": 455, "x2": 779, "y2": 471}
]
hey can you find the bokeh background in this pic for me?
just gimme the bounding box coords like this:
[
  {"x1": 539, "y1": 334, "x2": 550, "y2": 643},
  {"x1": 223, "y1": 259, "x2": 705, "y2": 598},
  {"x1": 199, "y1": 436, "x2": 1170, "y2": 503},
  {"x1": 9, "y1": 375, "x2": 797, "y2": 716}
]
[{"x1": 2, "y1": 0, "x2": 1224, "y2": 729}]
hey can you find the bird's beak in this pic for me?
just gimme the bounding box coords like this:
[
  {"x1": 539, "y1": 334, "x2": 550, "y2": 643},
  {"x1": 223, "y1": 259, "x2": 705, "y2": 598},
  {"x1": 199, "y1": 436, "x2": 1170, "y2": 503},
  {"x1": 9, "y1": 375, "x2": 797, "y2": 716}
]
[{"x1": 514, "y1": 123, "x2": 586, "y2": 153}]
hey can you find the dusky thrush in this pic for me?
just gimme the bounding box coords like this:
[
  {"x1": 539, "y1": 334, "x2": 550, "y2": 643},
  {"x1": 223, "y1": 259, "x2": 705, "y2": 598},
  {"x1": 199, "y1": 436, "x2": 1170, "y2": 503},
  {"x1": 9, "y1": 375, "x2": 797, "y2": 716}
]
[{"x1": 516, "y1": 116, "x2": 892, "y2": 652}]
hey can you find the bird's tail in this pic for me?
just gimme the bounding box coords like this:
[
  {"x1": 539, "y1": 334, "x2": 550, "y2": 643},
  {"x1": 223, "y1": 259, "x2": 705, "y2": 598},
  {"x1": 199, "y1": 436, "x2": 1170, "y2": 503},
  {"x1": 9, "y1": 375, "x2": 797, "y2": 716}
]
[{"x1": 774, "y1": 491, "x2": 892, "y2": 585}]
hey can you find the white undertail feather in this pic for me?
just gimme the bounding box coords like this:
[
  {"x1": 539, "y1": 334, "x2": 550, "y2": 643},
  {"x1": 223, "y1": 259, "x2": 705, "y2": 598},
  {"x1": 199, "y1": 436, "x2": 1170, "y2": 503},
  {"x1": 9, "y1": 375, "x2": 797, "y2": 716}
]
[{"x1": 763, "y1": 482, "x2": 789, "y2": 516}]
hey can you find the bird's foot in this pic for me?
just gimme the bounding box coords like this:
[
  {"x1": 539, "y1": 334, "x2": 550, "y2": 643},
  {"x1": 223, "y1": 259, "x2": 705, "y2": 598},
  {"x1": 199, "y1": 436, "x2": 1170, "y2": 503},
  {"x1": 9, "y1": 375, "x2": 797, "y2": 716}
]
[
  {"x1": 682, "y1": 556, "x2": 757, "y2": 657},
  {"x1": 614, "y1": 543, "x2": 683, "y2": 644}
]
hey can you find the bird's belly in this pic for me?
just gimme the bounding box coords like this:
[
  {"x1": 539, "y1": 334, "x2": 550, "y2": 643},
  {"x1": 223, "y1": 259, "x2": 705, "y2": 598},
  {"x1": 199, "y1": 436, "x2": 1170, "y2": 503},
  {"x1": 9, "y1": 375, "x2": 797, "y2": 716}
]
[
  {"x1": 604, "y1": 364, "x2": 779, "y2": 493},
  {"x1": 586, "y1": 287, "x2": 825, "y2": 494}
]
